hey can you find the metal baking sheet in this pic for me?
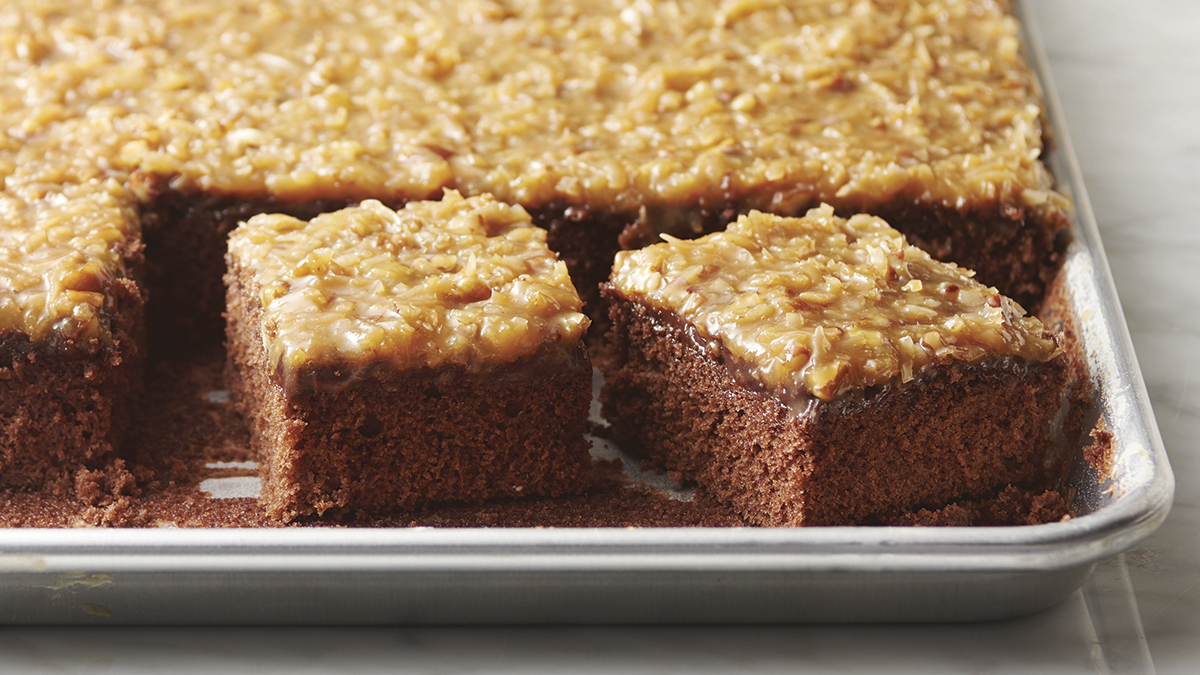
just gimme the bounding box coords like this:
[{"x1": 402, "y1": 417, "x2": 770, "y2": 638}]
[{"x1": 0, "y1": 0, "x2": 1173, "y2": 624}]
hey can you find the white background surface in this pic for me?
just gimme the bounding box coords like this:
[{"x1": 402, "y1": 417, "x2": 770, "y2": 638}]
[{"x1": 1, "y1": 0, "x2": 1197, "y2": 672}]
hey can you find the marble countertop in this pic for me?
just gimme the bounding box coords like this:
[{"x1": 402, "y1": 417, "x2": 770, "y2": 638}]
[{"x1": 1, "y1": 0, "x2": 1197, "y2": 672}]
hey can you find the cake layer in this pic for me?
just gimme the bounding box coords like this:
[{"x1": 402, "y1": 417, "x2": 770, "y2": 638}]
[
  {"x1": 224, "y1": 196, "x2": 592, "y2": 519},
  {"x1": 600, "y1": 300, "x2": 1077, "y2": 526},
  {"x1": 0, "y1": 326, "x2": 142, "y2": 494},
  {"x1": 0, "y1": 0, "x2": 1076, "y2": 507},
  {"x1": 228, "y1": 323, "x2": 593, "y2": 522}
]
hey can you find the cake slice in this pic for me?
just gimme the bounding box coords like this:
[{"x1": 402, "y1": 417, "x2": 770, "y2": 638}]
[
  {"x1": 225, "y1": 192, "x2": 592, "y2": 521},
  {"x1": 0, "y1": 181, "x2": 145, "y2": 493},
  {"x1": 600, "y1": 205, "x2": 1081, "y2": 526}
]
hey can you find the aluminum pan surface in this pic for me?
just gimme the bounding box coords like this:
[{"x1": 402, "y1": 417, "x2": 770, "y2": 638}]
[{"x1": 0, "y1": 0, "x2": 1174, "y2": 624}]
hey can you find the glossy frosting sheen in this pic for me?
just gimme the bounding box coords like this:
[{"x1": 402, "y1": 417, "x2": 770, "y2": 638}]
[
  {"x1": 0, "y1": 0, "x2": 1067, "y2": 348},
  {"x1": 228, "y1": 193, "x2": 588, "y2": 388},
  {"x1": 0, "y1": 180, "x2": 137, "y2": 347},
  {"x1": 611, "y1": 205, "x2": 1060, "y2": 401}
]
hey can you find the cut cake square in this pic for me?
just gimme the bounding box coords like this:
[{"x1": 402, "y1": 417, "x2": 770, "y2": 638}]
[
  {"x1": 600, "y1": 205, "x2": 1083, "y2": 526},
  {"x1": 0, "y1": 181, "x2": 145, "y2": 494},
  {"x1": 225, "y1": 192, "x2": 592, "y2": 521}
]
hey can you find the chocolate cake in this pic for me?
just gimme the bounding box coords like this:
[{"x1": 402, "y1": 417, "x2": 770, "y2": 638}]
[
  {"x1": 600, "y1": 206, "x2": 1083, "y2": 526},
  {"x1": 224, "y1": 194, "x2": 592, "y2": 520},
  {"x1": 0, "y1": 0, "x2": 1084, "y2": 525}
]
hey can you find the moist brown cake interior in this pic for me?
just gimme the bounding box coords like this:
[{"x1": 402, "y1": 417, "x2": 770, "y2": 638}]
[
  {"x1": 0, "y1": 335, "x2": 1084, "y2": 527},
  {"x1": 599, "y1": 296, "x2": 1086, "y2": 526},
  {"x1": 0, "y1": 244, "x2": 146, "y2": 495}
]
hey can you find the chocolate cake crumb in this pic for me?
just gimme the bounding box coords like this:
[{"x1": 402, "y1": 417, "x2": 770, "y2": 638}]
[
  {"x1": 889, "y1": 485, "x2": 1072, "y2": 527},
  {"x1": 0, "y1": 340, "x2": 1074, "y2": 528},
  {"x1": 1084, "y1": 425, "x2": 1116, "y2": 482}
]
